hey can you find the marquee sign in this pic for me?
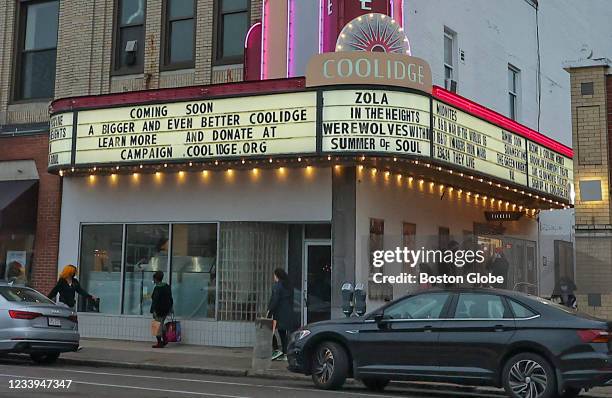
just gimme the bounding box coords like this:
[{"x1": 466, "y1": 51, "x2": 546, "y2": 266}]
[
  {"x1": 322, "y1": 89, "x2": 430, "y2": 156},
  {"x1": 48, "y1": 52, "x2": 573, "y2": 202},
  {"x1": 432, "y1": 100, "x2": 528, "y2": 187},
  {"x1": 49, "y1": 112, "x2": 74, "y2": 168},
  {"x1": 72, "y1": 92, "x2": 317, "y2": 165},
  {"x1": 527, "y1": 142, "x2": 573, "y2": 199}
]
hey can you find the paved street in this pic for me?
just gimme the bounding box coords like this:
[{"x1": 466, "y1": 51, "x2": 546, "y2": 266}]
[
  {"x1": 0, "y1": 356, "x2": 501, "y2": 398},
  {"x1": 0, "y1": 356, "x2": 609, "y2": 398}
]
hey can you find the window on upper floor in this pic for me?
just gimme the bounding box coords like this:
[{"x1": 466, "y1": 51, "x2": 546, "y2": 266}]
[
  {"x1": 214, "y1": 0, "x2": 250, "y2": 65},
  {"x1": 114, "y1": 0, "x2": 146, "y2": 74},
  {"x1": 443, "y1": 27, "x2": 456, "y2": 85},
  {"x1": 14, "y1": 0, "x2": 59, "y2": 101},
  {"x1": 508, "y1": 64, "x2": 520, "y2": 120},
  {"x1": 162, "y1": 0, "x2": 196, "y2": 70}
]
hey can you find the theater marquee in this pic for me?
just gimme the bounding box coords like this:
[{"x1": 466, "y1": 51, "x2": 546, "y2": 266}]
[
  {"x1": 73, "y1": 92, "x2": 317, "y2": 165},
  {"x1": 49, "y1": 52, "x2": 573, "y2": 202},
  {"x1": 322, "y1": 89, "x2": 430, "y2": 156}
]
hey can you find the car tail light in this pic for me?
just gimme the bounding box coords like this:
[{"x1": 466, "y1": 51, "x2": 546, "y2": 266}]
[
  {"x1": 68, "y1": 315, "x2": 78, "y2": 323},
  {"x1": 578, "y1": 329, "x2": 610, "y2": 343},
  {"x1": 8, "y1": 310, "x2": 42, "y2": 320}
]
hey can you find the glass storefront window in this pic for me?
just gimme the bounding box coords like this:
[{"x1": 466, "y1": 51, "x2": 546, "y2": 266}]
[
  {"x1": 171, "y1": 224, "x2": 217, "y2": 319},
  {"x1": 122, "y1": 225, "x2": 169, "y2": 315},
  {"x1": 79, "y1": 225, "x2": 123, "y2": 314}
]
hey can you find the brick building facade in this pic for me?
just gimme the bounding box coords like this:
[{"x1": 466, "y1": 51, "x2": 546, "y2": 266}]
[
  {"x1": 566, "y1": 59, "x2": 612, "y2": 319},
  {"x1": 0, "y1": 0, "x2": 261, "y2": 293}
]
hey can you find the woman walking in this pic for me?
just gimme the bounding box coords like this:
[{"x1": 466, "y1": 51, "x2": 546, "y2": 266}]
[
  {"x1": 150, "y1": 271, "x2": 173, "y2": 348},
  {"x1": 267, "y1": 268, "x2": 295, "y2": 360},
  {"x1": 48, "y1": 265, "x2": 94, "y2": 310}
]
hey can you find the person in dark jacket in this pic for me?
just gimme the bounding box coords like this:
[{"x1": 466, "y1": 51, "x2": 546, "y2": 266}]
[
  {"x1": 48, "y1": 265, "x2": 94, "y2": 309},
  {"x1": 150, "y1": 271, "x2": 173, "y2": 348},
  {"x1": 267, "y1": 268, "x2": 295, "y2": 360},
  {"x1": 488, "y1": 248, "x2": 510, "y2": 289}
]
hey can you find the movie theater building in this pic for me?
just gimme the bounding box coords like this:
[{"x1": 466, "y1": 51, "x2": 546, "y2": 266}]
[{"x1": 45, "y1": 1, "x2": 575, "y2": 346}]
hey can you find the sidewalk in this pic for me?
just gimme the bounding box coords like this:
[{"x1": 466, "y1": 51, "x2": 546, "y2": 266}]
[{"x1": 60, "y1": 339, "x2": 612, "y2": 397}]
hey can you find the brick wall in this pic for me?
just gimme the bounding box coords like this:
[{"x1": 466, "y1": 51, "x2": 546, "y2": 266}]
[
  {"x1": 569, "y1": 64, "x2": 612, "y2": 320},
  {"x1": 0, "y1": 0, "x2": 263, "y2": 294},
  {"x1": 0, "y1": 134, "x2": 61, "y2": 295},
  {"x1": 570, "y1": 66, "x2": 610, "y2": 226}
]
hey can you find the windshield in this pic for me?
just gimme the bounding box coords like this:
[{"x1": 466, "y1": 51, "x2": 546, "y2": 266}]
[{"x1": 0, "y1": 287, "x2": 55, "y2": 304}]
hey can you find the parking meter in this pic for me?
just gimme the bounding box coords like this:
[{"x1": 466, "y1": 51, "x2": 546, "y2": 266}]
[
  {"x1": 354, "y1": 283, "x2": 367, "y2": 316},
  {"x1": 341, "y1": 283, "x2": 354, "y2": 317}
]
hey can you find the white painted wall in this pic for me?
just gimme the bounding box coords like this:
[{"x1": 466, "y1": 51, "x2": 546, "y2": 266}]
[
  {"x1": 58, "y1": 167, "x2": 332, "y2": 346},
  {"x1": 403, "y1": 0, "x2": 612, "y2": 146},
  {"x1": 354, "y1": 169, "x2": 539, "y2": 309},
  {"x1": 292, "y1": 0, "x2": 612, "y2": 146},
  {"x1": 58, "y1": 167, "x2": 332, "y2": 268}
]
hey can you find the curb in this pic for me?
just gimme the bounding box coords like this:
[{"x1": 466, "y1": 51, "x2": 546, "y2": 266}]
[{"x1": 59, "y1": 358, "x2": 248, "y2": 377}]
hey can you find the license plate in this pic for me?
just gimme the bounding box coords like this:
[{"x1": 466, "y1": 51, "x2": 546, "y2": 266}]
[{"x1": 47, "y1": 317, "x2": 61, "y2": 327}]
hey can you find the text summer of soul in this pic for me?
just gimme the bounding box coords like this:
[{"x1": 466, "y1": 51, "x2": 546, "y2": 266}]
[{"x1": 373, "y1": 272, "x2": 505, "y2": 285}]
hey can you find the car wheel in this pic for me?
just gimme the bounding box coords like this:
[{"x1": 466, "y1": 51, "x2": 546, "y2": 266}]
[
  {"x1": 503, "y1": 353, "x2": 556, "y2": 398},
  {"x1": 362, "y1": 378, "x2": 390, "y2": 391},
  {"x1": 30, "y1": 353, "x2": 60, "y2": 364},
  {"x1": 558, "y1": 387, "x2": 581, "y2": 398},
  {"x1": 310, "y1": 341, "x2": 349, "y2": 390}
]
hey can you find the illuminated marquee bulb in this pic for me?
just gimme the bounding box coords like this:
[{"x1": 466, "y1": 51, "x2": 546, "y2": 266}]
[
  {"x1": 164, "y1": 163, "x2": 167, "y2": 168},
  {"x1": 189, "y1": 162, "x2": 193, "y2": 167},
  {"x1": 298, "y1": 157, "x2": 302, "y2": 162},
  {"x1": 215, "y1": 161, "x2": 219, "y2": 166}
]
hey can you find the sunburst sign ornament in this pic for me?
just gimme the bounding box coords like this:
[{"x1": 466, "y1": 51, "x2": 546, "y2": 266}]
[{"x1": 336, "y1": 13, "x2": 411, "y2": 55}]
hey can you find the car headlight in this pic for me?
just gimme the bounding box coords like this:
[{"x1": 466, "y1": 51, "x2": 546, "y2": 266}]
[{"x1": 294, "y1": 329, "x2": 311, "y2": 340}]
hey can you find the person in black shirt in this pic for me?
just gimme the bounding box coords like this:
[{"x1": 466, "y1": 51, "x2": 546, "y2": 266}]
[
  {"x1": 48, "y1": 265, "x2": 94, "y2": 309},
  {"x1": 267, "y1": 268, "x2": 295, "y2": 360},
  {"x1": 150, "y1": 271, "x2": 173, "y2": 348}
]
